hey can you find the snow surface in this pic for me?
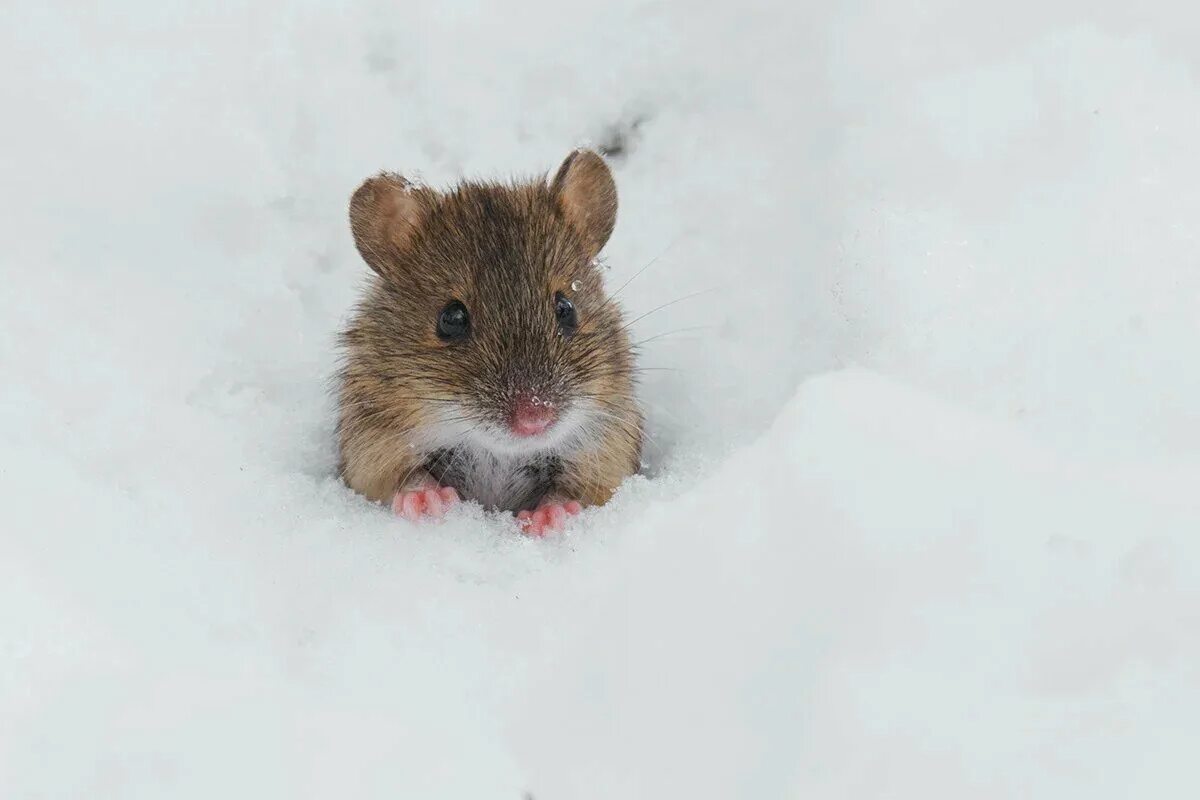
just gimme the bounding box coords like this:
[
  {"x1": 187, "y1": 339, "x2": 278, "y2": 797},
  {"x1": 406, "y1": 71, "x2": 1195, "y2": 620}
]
[{"x1": 3, "y1": 1, "x2": 1200, "y2": 797}]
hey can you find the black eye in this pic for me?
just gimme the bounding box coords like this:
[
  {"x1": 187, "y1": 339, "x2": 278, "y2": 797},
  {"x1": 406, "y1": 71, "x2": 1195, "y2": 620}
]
[
  {"x1": 437, "y1": 300, "x2": 471, "y2": 341},
  {"x1": 554, "y1": 292, "x2": 578, "y2": 336}
]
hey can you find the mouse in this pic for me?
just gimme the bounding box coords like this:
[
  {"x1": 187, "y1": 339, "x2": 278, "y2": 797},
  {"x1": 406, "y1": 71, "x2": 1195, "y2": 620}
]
[{"x1": 337, "y1": 149, "x2": 643, "y2": 535}]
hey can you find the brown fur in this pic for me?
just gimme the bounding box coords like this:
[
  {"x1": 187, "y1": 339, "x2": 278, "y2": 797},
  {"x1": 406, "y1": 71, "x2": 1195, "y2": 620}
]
[{"x1": 338, "y1": 150, "x2": 642, "y2": 511}]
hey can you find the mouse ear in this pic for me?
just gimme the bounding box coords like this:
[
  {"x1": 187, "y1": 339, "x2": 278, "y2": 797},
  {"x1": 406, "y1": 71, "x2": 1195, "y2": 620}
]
[
  {"x1": 551, "y1": 149, "x2": 617, "y2": 258},
  {"x1": 349, "y1": 173, "x2": 428, "y2": 276}
]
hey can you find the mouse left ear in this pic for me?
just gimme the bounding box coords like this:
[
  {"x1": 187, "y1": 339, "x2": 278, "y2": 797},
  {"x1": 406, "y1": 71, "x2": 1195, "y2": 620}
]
[
  {"x1": 349, "y1": 172, "x2": 429, "y2": 277},
  {"x1": 551, "y1": 149, "x2": 618, "y2": 258}
]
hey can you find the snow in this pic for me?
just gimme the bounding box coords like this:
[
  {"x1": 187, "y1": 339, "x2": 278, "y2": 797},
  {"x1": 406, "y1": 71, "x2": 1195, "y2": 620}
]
[{"x1": 3, "y1": 1, "x2": 1200, "y2": 797}]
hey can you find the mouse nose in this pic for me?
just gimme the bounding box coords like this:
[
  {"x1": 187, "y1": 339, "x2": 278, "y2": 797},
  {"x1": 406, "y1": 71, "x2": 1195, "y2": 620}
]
[{"x1": 509, "y1": 393, "x2": 557, "y2": 437}]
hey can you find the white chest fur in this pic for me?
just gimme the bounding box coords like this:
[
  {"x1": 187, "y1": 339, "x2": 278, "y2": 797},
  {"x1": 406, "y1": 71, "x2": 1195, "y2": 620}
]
[{"x1": 427, "y1": 446, "x2": 557, "y2": 512}]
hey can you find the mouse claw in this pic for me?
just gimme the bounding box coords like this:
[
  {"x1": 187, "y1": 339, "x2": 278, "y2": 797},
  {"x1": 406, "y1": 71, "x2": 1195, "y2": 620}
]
[
  {"x1": 392, "y1": 486, "x2": 460, "y2": 521},
  {"x1": 517, "y1": 499, "x2": 584, "y2": 537}
]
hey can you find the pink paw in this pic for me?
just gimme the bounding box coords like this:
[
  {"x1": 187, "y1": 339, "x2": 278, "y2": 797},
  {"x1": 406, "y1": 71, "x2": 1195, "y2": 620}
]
[
  {"x1": 392, "y1": 486, "x2": 460, "y2": 521},
  {"x1": 516, "y1": 500, "x2": 584, "y2": 537}
]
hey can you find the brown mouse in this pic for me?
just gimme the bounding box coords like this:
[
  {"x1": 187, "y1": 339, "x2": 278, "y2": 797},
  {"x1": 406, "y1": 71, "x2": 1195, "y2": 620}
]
[{"x1": 337, "y1": 150, "x2": 643, "y2": 535}]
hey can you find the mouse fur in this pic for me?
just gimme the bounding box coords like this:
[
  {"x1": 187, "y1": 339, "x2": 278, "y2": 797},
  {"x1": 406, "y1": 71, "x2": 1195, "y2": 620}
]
[{"x1": 337, "y1": 150, "x2": 642, "y2": 515}]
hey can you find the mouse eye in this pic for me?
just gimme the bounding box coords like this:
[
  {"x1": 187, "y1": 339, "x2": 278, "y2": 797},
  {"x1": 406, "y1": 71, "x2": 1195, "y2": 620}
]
[
  {"x1": 437, "y1": 300, "x2": 471, "y2": 341},
  {"x1": 554, "y1": 292, "x2": 578, "y2": 336}
]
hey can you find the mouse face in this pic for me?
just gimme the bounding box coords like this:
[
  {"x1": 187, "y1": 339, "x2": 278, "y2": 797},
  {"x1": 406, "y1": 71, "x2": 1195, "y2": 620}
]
[{"x1": 345, "y1": 151, "x2": 636, "y2": 460}]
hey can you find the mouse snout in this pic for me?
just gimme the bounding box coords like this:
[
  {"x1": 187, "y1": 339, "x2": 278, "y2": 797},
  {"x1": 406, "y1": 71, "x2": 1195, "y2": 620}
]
[{"x1": 508, "y1": 392, "x2": 558, "y2": 437}]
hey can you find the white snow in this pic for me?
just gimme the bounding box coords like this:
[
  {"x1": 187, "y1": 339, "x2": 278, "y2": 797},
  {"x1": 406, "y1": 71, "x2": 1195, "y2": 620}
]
[{"x1": 3, "y1": 2, "x2": 1200, "y2": 798}]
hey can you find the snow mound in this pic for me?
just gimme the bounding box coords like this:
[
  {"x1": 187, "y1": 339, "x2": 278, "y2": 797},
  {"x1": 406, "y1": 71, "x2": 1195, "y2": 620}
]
[{"x1": 5, "y1": 371, "x2": 1197, "y2": 797}]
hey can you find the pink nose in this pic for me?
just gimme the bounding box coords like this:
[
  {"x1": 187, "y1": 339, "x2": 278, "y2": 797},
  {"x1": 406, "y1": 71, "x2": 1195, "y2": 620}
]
[{"x1": 509, "y1": 394, "x2": 557, "y2": 437}]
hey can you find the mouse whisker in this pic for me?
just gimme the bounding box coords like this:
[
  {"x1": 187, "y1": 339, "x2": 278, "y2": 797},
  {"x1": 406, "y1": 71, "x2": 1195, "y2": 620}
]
[
  {"x1": 426, "y1": 409, "x2": 493, "y2": 432},
  {"x1": 392, "y1": 396, "x2": 461, "y2": 404},
  {"x1": 635, "y1": 394, "x2": 690, "y2": 429},
  {"x1": 337, "y1": 396, "x2": 459, "y2": 413},
  {"x1": 579, "y1": 403, "x2": 664, "y2": 457},
  {"x1": 588, "y1": 389, "x2": 686, "y2": 433},
  {"x1": 629, "y1": 325, "x2": 717, "y2": 349},
  {"x1": 592, "y1": 234, "x2": 685, "y2": 316},
  {"x1": 617, "y1": 286, "x2": 725, "y2": 333}
]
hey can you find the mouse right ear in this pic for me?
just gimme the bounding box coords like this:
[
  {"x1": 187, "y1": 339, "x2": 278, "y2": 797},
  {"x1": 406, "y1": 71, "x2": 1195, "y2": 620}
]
[
  {"x1": 551, "y1": 149, "x2": 618, "y2": 259},
  {"x1": 349, "y1": 173, "x2": 428, "y2": 276}
]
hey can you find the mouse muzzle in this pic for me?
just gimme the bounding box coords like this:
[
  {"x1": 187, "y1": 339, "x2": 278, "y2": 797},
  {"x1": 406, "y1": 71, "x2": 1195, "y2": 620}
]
[{"x1": 508, "y1": 392, "x2": 558, "y2": 437}]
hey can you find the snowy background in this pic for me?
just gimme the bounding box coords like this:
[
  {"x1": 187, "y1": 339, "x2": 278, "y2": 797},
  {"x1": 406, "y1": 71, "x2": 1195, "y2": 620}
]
[{"x1": 3, "y1": 1, "x2": 1200, "y2": 797}]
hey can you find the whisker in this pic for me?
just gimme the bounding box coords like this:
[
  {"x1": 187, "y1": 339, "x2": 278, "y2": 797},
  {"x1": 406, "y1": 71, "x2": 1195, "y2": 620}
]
[
  {"x1": 595, "y1": 234, "x2": 685, "y2": 313},
  {"x1": 630, "y1": 325, "x2": 716, "y2": 349},
  {"x1": 620, "y1": 286, "x2": 723, "y2": 333},
  {"x1": 335, "y1": 396, "x2": 460, "y2": 414},
  {"x1": 581, "y1": 389, "x2": 688, "y2": 432},
  {"x1": 389, "y1": 396, "x2": 460, "y2": 404},
  {"x1": 429, "y1": 413, "x2": 488, "y2": 426},
  {"x1": 635, "y1": 393, "x2": 688, "y2": 425},
  {"x1": 580, "y1": 405, "x2": 665, "y2": 456}
]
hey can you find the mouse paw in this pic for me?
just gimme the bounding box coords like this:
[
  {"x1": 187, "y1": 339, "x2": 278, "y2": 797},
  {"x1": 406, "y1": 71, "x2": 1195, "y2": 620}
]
[
  {"x1": 392, "y1": 486, "x2": 460, "y2": 521},
  {"x1": 516, "y1": 500, "x2": 584, "y2": 537}
]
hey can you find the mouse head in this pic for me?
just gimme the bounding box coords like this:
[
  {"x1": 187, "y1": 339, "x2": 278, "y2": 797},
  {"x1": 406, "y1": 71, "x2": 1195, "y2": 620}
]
[{"x1": 347, "y1": 150, "x2": 636, "y2": 456}]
